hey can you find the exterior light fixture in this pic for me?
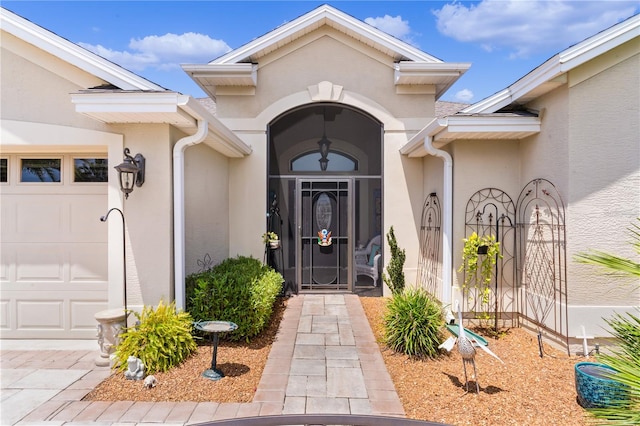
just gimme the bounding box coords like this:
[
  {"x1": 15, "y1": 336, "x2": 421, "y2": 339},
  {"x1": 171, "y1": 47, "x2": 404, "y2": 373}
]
[
  {"x1": 114, "y1": 148, "x2": 145, "y2": 199},
  {"x1": 318, "y1": 109, "x2": 331, "y2": 171}
]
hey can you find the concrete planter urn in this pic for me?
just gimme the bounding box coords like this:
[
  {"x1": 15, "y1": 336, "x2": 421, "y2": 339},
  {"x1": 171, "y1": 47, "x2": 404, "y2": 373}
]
[
  {"x1": 94, "y1": 308, "x2": 128, "y2": 367},
  {"x1": 575, "y1": 362, "x2": 626, "y2": 408}
]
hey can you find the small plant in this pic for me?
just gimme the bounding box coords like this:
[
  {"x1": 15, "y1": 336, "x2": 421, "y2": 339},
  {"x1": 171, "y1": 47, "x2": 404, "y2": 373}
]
[
  {"x1": 383, "y1": 226, "x2": 406, "y2": 295},
  {"x1": 114, "y1": 300, "x2": 197, "y2": 374},
  {"x1": 459, "y1": 232, "x2": 501, "y2": 321},
  {"x1": 186, "y1": 256, "x2": 282, "y2": 341},
  {"x1": 383, "y1": 288, "x2": 444, "y2": 358},
  {"x1": 261, "y1": 231, "x2": 278, "y2": 244}
]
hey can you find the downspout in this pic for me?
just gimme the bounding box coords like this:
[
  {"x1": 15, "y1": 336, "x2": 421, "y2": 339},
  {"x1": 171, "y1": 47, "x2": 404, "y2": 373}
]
[
  {"x1": 423, "y1": 136, "x2": 453, "y2": 307},
  {"x1": 173, "y1": 118, "x2": 208, "y2": 310}
]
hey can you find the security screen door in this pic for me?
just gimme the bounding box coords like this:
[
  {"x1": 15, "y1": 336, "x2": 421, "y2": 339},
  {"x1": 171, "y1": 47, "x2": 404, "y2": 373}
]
[{"x1": 297, "y1": 179, "x2": 352, "y2": 291}]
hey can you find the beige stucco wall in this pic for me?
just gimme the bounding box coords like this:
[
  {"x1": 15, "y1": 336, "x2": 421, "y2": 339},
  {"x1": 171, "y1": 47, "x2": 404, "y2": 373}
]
[
  {"x1": 184, "y1": 143, "x2": 230, "y2": 273},
  {"x1": 565, "y1": 49, "x2": 640, "y2": 307},
  {"x1": 108, "y1": 124, "x2": 176, "y2": 309},
  {"x1": 449, "y1": 140, "x2": 520, "y2": 298},
  {"x1": 1, "y1": 32, "x2": 108, "y2": 131},
  {"x1": 216, "y1": 29, "x2": 435, "y2": 120}
]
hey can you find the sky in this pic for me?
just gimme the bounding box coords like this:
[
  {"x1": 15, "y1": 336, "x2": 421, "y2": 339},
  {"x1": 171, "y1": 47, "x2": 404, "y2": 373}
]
[{"x1": 3, "y1": 1, "x2": 639, "y2": 104}]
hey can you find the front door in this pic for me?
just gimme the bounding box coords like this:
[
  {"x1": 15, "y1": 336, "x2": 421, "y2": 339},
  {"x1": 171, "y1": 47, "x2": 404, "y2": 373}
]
[{"x1": 296, "y1": 179, "x2": 352, "y2": 291}]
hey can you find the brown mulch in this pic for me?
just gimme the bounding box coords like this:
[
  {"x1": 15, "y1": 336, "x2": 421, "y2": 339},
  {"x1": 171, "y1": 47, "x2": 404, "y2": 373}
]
[
  {"x1": 84, "y1": 298, "x2": 288, "y2": 403},
  {"x1": 85, "y1": 295, "x2": 590, "y2": 425},
  {"x1": 360, "y1": 297, "x2": 589, "y2": 426}
]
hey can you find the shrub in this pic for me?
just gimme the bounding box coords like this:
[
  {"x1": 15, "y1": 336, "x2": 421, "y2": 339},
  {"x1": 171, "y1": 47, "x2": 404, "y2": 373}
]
[
  {"x1": 383, "y1": 226, "x2": 406, "y2": 295},
  {"x1": 384, "y1": 288, "x2": 444, "y2": 358},
  {"x1": 114, "y1": 300, "x2": 197, "y2": 374},
  {"x1": 186, "y1": 256, "x2": 283, "y2": 341}
]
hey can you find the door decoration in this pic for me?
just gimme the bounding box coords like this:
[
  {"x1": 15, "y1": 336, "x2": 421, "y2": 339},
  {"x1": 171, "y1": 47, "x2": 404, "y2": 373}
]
[
  {"x1": 315, "y1": 192, "x2": 333, "y2": 246},
  {"x1": 317, "y1": 228, "x2": 332, "y2": 246}
]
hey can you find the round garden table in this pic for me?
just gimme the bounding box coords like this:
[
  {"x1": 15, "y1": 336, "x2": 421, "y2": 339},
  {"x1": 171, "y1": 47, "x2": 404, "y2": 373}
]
[{"x1": 194, "y1": 320, "x2": 238, "y2": 381}]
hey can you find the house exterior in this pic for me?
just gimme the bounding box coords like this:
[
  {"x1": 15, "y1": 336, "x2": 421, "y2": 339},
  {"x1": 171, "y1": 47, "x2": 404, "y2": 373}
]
[{"x1": 1, "y1": 5, "x2": 638, "y2": 353}]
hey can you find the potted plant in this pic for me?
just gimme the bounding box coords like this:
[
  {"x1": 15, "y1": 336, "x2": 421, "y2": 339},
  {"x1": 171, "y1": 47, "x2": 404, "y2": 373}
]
[{"x1": 262, "y1": 231, "x2": 280, "y2": 249}]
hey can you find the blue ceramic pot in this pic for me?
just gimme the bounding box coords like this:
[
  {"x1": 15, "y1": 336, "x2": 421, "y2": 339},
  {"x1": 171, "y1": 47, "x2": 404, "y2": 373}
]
[{"x1": 574, "y1": 362, "x2": 625, "y2": 408}]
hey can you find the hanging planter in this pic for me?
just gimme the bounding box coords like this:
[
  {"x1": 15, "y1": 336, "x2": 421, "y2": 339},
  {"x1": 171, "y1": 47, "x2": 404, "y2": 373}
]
[
  {"x1": 269, "y1": 240, "x2": 281, "y2": 249},
  {"x1": 459, "y1": 232, "x2": 502, "y2": 326},
  {"x1": 262, "y1": 232, "x2": 280, "y2": 249},
  {"x1": 477, "y1": 245, "x2": 489, "y2": 255}
]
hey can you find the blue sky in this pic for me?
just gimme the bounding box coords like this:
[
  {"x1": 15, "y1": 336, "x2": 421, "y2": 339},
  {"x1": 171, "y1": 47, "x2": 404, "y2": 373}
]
[{"x1": 3, "y1": 1, "x2": 639, "y2": 104}]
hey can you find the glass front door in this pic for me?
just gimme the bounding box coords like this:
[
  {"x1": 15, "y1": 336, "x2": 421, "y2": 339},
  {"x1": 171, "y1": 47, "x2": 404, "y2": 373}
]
[{"x1": 296, "y1": 179, "x2": 352, "y2": 291}]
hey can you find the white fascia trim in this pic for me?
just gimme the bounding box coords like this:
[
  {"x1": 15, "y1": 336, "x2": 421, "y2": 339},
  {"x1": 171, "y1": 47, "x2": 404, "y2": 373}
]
[
  {"x1": 463, "y1": 14, "x2": 640, "y2": 114},
  {"x1": 212, "y1": 4, "x2": 440, "y2": 64},
  {"x1": 181, "y1": 63, "x2": 257, "y2": 86},
  {"x1": 1, "y1": 8, "x2": 165, "y2": 91},
  {"x1": 177, "y1": 97, "x2": 253, "y2": 156},
  {"x1": 71, "y1": 91, "x2": 187, "y2": 113},
  {"x1": 394, "y1": 62, "x2": 471, "y2": 85},
  {"x1": 400, "y1": 118, "x2": 447, "y2": 157},
  {"x1": 443, "y1": 115, "x2": 541, "y2": 135}
]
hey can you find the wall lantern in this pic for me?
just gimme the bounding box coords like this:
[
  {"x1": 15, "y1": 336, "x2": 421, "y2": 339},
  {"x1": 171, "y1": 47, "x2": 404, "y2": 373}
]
[{"x1": 114, "y1": 148, "x2": 145, "y2": 199}]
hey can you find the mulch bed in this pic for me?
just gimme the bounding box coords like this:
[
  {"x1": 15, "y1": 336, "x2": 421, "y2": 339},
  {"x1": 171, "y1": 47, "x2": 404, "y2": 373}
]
[{"x1": 85, "y1": 295, "x2": 591, "y2": 425}]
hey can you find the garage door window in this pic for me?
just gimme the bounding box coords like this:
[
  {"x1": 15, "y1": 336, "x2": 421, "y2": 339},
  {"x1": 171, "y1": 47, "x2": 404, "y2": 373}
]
[
  {"x1": 0, "y1": 159, "x2": 7, "y2": 183},
  {"x1": 21, "y1": 158, "x2": 61, "y2": 182},
  {"x1": 74, "y1": 158, "x2": 108, "y2": 183}
]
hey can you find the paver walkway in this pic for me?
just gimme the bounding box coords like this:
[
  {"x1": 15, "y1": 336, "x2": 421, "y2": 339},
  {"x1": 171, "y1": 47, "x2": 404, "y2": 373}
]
[{"x1": 1, "y1": 294, "x2": 404, "y2": 425}]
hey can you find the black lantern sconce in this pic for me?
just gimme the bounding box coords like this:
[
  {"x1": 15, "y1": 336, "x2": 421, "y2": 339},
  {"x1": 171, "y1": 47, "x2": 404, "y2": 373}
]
[
  {"x1": 318, "y1": 133, "x2": 331, "y2": 172},
  {"x1": 318, "y1": 109, "x2": 332, "y2": 172},
  {"x1": 114, "y1": 148, "x2": 145, "y2": 199}
]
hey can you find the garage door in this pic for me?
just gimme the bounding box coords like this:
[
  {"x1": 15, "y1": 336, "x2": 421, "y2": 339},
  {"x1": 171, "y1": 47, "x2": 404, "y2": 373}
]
[{"x1": 0, "y1": 154, "x2": 108, "y2": 339}]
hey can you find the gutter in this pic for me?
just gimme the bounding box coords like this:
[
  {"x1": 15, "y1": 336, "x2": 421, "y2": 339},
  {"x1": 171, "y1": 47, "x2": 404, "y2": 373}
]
[
  {"x1": 173, "y1": 118, "x2": 208, "y2": 311},
  {"x1": 423, "y1": 135, "x2": 453, "y2": 307}
]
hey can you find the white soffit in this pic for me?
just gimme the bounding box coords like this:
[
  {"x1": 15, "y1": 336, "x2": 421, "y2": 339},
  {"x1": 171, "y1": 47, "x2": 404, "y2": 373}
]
[
  {"x1": 400, "y1": 115, "x2": 540, "y2": 157},
  {"x1": 1, "y1": 8, "x2": 166, "y2": 92},
  {"x1": 463, "y1": 14, "x2": 640, "y2": 114},
  {"x1": 71, "y1": 91, "x2": 252, "y2": 158},
  {"x1": 394, "y1": 61, "x2": 471, "y2": 98}
]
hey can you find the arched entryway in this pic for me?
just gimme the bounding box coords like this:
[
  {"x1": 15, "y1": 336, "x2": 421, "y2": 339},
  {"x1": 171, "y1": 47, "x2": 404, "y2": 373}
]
[{"x1": 267, "y1": 103, "x2": 382, "y2": 293}]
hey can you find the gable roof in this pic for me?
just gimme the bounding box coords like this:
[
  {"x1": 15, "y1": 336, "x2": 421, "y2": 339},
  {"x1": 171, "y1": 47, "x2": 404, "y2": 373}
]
[
  {"x1": 183, "y1": 4, "x2": 470, "y2": 99},
  {"x1": 0, "y1": 7, "x2": 167, "y2": 92},
  {"x1": 462, "y1": 13, "x2": 640, "y2": 114},
  {"x1": 214, "y1": 4, "x2": 441, "y2": 65}
]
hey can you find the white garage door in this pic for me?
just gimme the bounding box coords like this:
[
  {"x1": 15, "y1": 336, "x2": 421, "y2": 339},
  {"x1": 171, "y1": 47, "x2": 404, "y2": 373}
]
[{"x1": 0, "y1": 154, "x2": 108, "y2": 339}]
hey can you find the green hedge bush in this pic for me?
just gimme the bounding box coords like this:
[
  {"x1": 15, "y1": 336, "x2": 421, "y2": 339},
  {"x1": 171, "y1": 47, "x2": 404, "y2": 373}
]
[
  {"x1": 114, "y1": 300, "x2": 197, "y2": 374},
  {"x1": 186, "y1": 256, "x2": 283, "y2": 341},
  {"x1": 384, "y1": 288, "x2": 444, "y2": 358}
]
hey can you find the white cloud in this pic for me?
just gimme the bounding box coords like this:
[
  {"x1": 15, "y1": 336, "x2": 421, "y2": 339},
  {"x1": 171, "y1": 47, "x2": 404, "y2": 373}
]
[
  {"x1": 365, "y1": 14, "x2": 417, "y2": 45},
  {"x1": 433, "y1": 0, "x2": 638, "y2": 58},
  {"x1": 455, "y1": 89, "x2": 474, "y2": 102},
  {"x1": 80, "y1": 32, "x2": 231, "y2": 72}
]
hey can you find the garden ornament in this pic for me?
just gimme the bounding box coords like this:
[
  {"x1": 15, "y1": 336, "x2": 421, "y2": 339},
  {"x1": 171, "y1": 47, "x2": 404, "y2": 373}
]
[
  {"x1": 443, "y1": 301, "x2": 504, "y2": 393},
  {"x1": 124, "y1": 356, "x2": 146, "y2": 380},
  {"x1": 143, "y1": 375, "x2": 157, "y2": 389}
]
